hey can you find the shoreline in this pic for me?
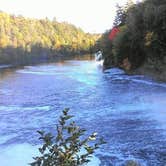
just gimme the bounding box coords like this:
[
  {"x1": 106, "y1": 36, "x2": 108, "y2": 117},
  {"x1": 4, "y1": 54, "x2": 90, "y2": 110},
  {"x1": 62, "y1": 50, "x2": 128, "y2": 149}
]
[
  {"x1": 103, "y1": 63, "x2": 166, "y2": 83},
  {"x1": 0, "y1": 54, "x2": 94, "y2": 71},
  {"x1": 128, "y1": 63, "x2": 166, "y2": 82},
  {"x1": 0, "y1": 64, "x2": 13, "y2": 69}
]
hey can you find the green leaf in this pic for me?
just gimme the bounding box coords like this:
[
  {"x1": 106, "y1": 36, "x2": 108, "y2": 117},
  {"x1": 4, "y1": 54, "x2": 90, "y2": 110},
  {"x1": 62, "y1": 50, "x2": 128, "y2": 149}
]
[{"x1": 31, "y1": 108, "x2": 105, "y2": 166}]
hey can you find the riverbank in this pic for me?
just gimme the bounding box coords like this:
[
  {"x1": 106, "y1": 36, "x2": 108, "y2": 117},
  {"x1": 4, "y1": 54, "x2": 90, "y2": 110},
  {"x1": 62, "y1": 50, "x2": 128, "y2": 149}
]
[
  {"x1": 127, "y1": 62, "x2": 166, "y2": 82},
  {"x1": 0, "y1": 54, "x2": 94, "y2": 71},
  {"x1": 0, "y1": 65, "x2": 13, "y2": 69},
  {"x1": 103, "y1": 57, "x2": 166, "y2": 82}
]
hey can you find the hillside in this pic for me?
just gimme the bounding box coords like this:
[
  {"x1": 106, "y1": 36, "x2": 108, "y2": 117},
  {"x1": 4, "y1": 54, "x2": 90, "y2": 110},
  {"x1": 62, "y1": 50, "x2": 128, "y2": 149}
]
[{"x1": 0, "y1": 11, "x2": 99, "y2": 65}]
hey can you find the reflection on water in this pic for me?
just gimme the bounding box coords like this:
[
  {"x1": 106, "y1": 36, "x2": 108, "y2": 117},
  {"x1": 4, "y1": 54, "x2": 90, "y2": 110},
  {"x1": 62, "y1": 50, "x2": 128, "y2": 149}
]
[{"x1": 0, "y1": 56, "x2": 166, "y2": 165}]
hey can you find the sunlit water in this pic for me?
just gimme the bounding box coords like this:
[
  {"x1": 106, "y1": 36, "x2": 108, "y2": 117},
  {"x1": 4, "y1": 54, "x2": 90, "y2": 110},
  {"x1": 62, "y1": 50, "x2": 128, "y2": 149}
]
[{"x1": 0, "y1": 57, "x2": 166, "y2": 166}]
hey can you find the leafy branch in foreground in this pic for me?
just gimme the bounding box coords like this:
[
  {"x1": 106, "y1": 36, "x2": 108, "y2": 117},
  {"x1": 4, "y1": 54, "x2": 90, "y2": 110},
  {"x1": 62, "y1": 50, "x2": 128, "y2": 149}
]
[{"x1": 30, "y1": 108, "x2": 106, "y2": 166}]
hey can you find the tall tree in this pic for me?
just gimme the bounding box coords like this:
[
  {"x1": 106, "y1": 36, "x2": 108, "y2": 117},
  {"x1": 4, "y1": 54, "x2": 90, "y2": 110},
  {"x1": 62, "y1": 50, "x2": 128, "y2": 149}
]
[{"x1": 113, "y1": 4, "x2": 126, "y2": 27}]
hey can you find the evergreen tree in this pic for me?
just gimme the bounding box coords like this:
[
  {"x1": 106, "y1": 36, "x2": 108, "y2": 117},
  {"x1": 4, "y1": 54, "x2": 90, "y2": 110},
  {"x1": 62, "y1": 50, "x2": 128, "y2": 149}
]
[{"x1": 113, "y1": 4, "x2": 126, "y2": 27}]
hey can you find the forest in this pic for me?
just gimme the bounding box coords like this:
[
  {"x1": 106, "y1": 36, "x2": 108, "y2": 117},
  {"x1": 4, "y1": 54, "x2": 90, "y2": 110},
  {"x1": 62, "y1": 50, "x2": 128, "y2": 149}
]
[
  {"x1": 97, "y1": 0, "x2": 166, "y2": 77},
  {"x1": 0, "y1": 11, "x2": 99, "y2": 65}
]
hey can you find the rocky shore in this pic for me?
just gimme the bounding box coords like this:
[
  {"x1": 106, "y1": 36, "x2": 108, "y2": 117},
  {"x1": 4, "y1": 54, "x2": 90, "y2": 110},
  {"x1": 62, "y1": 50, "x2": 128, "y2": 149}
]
[
  {"x1": 103, "y1": 56, "x2": 166, "y2": 82},
  {"x1": 128, "y1": 62, "x2": 166, "y2": 82}
]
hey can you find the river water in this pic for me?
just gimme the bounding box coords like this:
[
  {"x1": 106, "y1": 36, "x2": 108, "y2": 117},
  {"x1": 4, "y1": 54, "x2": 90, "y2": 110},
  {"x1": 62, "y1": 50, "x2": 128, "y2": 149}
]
[{"x1": 0, "y1": 56, "x2": 166, "y2": 166}]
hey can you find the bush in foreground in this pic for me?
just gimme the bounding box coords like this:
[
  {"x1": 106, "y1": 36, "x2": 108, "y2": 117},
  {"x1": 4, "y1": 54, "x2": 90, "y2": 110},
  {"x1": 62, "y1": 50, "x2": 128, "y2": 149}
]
[{"x1": 30, "y1": 108, "x2": 105, "y2": 166}]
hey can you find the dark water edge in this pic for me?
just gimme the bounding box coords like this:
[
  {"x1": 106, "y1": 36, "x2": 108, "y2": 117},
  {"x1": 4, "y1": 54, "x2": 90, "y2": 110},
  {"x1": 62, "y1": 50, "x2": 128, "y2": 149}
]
[
  {"x1": 129, "y1": 63, "x2": 166, "y2": 83},
  {"x1": 0, "y1": 54, "x2": 94, "y2": 70}
]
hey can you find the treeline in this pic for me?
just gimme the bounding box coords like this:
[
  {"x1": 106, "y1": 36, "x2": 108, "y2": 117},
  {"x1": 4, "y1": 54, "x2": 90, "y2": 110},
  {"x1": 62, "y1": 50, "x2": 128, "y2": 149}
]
[
  {"x1": 97, "y1": 0, "x2": 166, "y2": 72},
  {"x1": 0, "y1": 11, "x2": 99, "y2": 65}
]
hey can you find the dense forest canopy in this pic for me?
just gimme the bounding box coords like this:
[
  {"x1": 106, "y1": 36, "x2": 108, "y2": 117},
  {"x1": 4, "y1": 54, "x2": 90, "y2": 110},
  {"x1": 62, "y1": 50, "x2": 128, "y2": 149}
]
[
  {"x1": 97, "y1": 0, "x2": 166, "y2": 72},
  {"x1": 0, "y1": 11, "x2": 99, "y2": 65}
]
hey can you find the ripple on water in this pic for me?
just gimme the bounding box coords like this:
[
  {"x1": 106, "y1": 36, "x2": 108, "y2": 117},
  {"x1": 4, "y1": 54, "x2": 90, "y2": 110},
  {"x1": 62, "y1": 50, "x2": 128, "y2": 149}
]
[{"x1": 0, "y1": 61, "x2": 166, "y2": 165}]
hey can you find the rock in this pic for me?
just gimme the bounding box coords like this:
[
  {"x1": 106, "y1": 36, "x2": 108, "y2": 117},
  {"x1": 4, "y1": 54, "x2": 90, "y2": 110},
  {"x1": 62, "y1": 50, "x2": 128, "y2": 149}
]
[
  {"x1": 125, "y1": 160, "x2": 141, "y2": 166},
  {"x1": 120, "y1": 58, "x2": 131, "y2": 71},
  {"x1": 131, "y1": 62, "x2": 166, "y2": 82}
]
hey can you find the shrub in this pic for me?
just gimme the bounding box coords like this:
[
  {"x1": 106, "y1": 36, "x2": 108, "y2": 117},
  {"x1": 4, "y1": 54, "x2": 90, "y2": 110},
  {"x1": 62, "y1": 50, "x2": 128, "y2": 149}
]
[{"x1": 30, "y1": 108, "x2": 105, "y2": 166}]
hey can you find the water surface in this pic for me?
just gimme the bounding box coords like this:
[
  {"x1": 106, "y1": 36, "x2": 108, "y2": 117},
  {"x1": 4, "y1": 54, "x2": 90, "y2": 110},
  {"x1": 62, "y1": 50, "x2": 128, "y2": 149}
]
[{"x1": 0, "y1": 57, "x2": 166, "y2": 165}]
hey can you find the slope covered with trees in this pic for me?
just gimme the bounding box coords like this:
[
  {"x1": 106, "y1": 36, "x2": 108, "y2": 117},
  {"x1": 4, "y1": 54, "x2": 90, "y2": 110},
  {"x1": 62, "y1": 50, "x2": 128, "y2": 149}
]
[
  {"x1": 0, "y1": 11, "x2": 99, "y2": 65},
  {"x1": 97, "y1": 0, "x2": 166, "y2": 80}
]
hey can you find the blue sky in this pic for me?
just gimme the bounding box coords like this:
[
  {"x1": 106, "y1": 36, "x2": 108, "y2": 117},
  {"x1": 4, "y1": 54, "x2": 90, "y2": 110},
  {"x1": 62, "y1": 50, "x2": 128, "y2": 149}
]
[{"x1": 0, "y1": 0, "x2": 139, "y2": 33}]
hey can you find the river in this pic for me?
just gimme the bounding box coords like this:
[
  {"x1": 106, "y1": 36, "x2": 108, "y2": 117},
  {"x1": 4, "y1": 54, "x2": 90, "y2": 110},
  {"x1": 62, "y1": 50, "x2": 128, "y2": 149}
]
[{"x1": 0, "y1": 56, "x2": 166, "y2": 166}]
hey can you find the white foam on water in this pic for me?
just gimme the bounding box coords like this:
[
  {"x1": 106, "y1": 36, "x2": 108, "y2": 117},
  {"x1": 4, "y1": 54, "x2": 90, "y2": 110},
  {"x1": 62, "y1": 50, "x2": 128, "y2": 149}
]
[
  {"x1": 0, "y1": 89, "x2": 12, "y2": 95},
  {"x1": 17, "y1": 65, "x2": 63, "y2": 76},
  {"x1": 0, "y1": 65, "x2": 12, "y2": 69},
  {"x1": 117, "y1": 74, "x2": 166, "y2": 88},
  {"x1": 0, "y1": 105, "x2": 51, "y2": 112},
  {"x1": 16, "y1": 70, "x2": 57, "y2": 75},
  {"x1": 0, "y1": 105, "x2": 21, "y2": 111},
  {"x1": 117, "y1": 102, "x2": 152, "y2": 112},
  {"x1": 86, "y1": 155, "x2": 101, "y2": 166},
  {"x1": 143, "y1": 95, "x2": 166, "y2": 129},
  {"x1": 68, "y1": 74, "x2": 98, "y2": 86},
  {"x1": 24, "y1": 65, "x2": 58, "y2": 72},
  {"x1": 77, "y1": 148, "x2": 101, "y2": 166},
  {"x1": 130, "y1": 78, "x2": 166, "y2": 88},
  {"x1": 95, "y1": 60, "x2": 104, "y2": 66},
  {"x1": 104, "y1": 68, "x2": 166, "y2": 88},
  {"x1": 116, "y1": 94, "x2": 166, "y2": 131},
  {"x1": 0, "y1": 143, "x2": 100, "y2": 166},
  {"x1": 24, "y1": 106, "x2": 51, "y2": 111},
  {"x1": 0, "y1": 144, "x2": 40, "y2": 166},
  {"x1": 17, "y1": 62, "x2": 100, "y2": 86},
  {"x1": 0, "y1": 134, "x2": 17, "y2": 145},
  {"x1": 104, "y1": 68, "x2": 125, "y2": 75}
]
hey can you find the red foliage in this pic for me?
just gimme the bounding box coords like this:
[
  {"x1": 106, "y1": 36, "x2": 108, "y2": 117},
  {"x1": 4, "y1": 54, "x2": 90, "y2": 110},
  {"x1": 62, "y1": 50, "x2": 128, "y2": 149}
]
[{"x1": 109, "y1": 27, "x2": 120, "y2": 41}]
